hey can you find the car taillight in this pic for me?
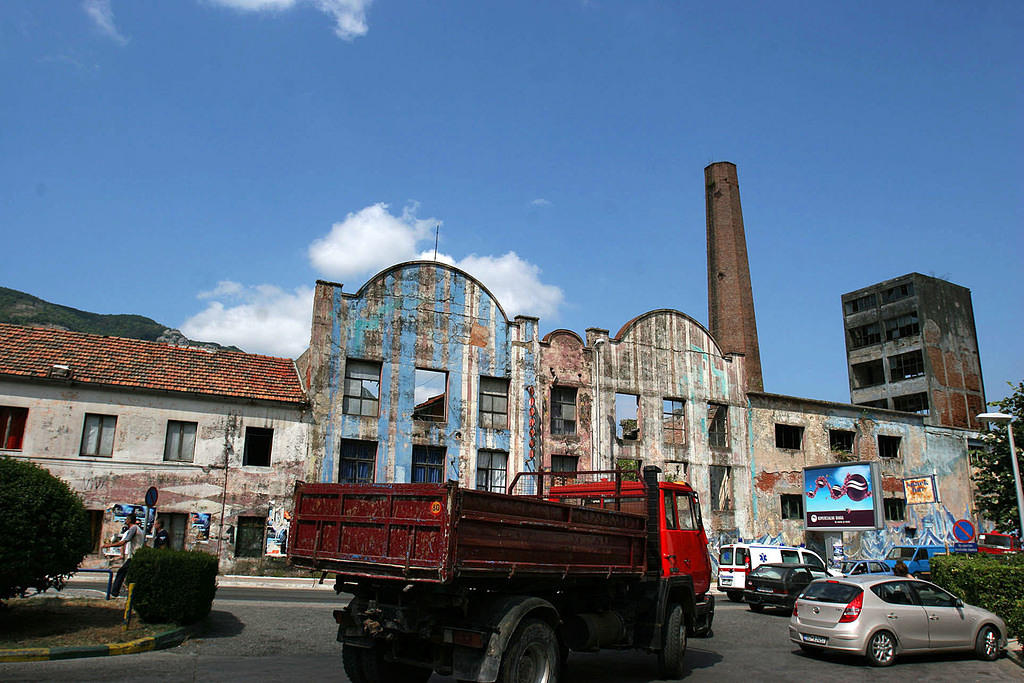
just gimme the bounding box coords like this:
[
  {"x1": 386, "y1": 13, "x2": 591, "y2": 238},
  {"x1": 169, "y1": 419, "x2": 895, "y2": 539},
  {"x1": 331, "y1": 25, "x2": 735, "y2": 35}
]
[
  {"x1": 745, "y1": 554, "x2": 751, "y2": 570},
  {"x1": 792, "y1": 602, "x2": 799, "y2": 617},
  {"x1": 838, "y1": 591, "x2": 863, "y2": 623}
]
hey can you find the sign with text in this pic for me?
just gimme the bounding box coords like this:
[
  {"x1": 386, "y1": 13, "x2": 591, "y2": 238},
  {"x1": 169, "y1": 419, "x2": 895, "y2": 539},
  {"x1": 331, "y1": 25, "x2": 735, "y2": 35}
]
[
  {"x1": 902, "y1": 475, "x2": 939, "y2": 505},
  {"x1": 803, "y1": 461, "x2": 883, "y2": 531}
]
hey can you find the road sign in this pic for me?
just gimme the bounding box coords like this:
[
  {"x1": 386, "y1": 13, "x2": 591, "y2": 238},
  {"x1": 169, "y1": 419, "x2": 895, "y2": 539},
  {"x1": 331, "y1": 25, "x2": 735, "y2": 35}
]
[
  {"x1": 145, "y1": 486, "x2": 158, "y2": 507},
  {"x1": 952, "y1": 519, "x2": 976, "y2": 543},
  {"x1": 952, "y1": 542, "x2": 978, "y2": 554}
]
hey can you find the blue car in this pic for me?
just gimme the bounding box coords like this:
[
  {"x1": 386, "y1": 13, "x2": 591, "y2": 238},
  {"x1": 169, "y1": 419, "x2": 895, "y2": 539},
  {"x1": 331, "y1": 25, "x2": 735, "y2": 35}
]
[
  {"x1": 884, "y1": 545, "x2": 946, "y2": 577},
  {"x1": 840, "y1": 559, "x2": 891, "y2": 576}
]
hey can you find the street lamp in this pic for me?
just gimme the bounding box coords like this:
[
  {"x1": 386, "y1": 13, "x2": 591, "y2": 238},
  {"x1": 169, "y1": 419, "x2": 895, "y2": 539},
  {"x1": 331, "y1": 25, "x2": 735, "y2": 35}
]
[{"x1": 977, "y1": 411, "x2": 1024, "y2": 538}]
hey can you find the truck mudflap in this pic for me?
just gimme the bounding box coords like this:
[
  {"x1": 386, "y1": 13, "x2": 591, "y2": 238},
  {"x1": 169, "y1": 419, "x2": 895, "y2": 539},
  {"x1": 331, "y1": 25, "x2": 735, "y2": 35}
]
[{"x1": 470, "y1": 595, "x2": 561, "y2": 683}]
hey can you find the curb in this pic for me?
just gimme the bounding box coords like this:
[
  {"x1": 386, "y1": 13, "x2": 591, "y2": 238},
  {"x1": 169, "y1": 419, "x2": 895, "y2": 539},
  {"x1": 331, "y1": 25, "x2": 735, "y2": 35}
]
[
  {"x1": 0, "y1": 626, "x2": 190, "y2": 663},
  {"x1": 1006, "y1": 639, "x2": 1022, "y2": 670}
]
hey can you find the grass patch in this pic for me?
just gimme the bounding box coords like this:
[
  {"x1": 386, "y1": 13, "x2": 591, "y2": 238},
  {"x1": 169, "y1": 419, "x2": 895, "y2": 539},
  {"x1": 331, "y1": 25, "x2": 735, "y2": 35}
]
[{"x1": 0, "y1": 597, "x2": 176, "y2": 649}]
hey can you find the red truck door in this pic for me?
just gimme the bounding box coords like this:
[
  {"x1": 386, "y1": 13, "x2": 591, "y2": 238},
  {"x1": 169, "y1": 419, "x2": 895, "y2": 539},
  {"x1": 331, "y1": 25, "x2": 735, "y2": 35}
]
[{"x1": 660, "y1": 487, "x2": 711, "y2": 594}]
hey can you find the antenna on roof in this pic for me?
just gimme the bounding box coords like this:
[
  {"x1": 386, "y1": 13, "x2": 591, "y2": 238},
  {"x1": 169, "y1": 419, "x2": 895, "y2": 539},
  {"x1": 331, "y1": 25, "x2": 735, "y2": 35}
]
[{"x1": 433, "y1": 224, "x2": 439, "y2": 261}]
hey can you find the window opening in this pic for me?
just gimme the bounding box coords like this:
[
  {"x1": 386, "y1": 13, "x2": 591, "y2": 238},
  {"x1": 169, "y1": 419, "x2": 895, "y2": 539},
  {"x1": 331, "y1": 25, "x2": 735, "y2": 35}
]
[
  {"x1": 707, "y1": 403, "x2": 729, "y2": 449},
  {"x1": 709, "y1": 465, "x2": 733, "y2": 511},
  {"x1": 884, "y1": 497, "x2": 906, "y2": 521},
  {"x1": 662, "y1": 398, "x2": 685, "y2": 445},
  {"x1": 243, "y1": 427, "x2": 273, "y2": 467},
  {"x1": 81, "y1": 414, "x2": 117, "y2": 457},
  {"x1": 881, "y1": 281, "x2": 914, "y2": 304},
  {"x1": 343, "y1": 360, "x2": 381, "y2": 417},
  {"x1": 884, "y1": 311, "x2": 920, "y2": 341},
  {"x1": 479, "y1": 377, "x2": 509, "y2": 429},
  {"x1": 892, "y1": 392, "x2": 929, "y2": 415},
  {"x1": 878, "y1": 435, "x2": 901, "y2": 458},
  {"x1": 339, "y1": 439, "x2": 376, "y2": 484},
  {"x1": 615, "y1": 393, "x2": 639, "y2": 440},
  {"x1": 550, "y1": 386, "x2": 577, "y2": 435},
  {"x1": 413, "y1": 369, "x2": 447, "y2": 421},
  {"x1": 844, "y1": 293, "x2": 876, "y2": 315},
  {"x1": 0, "y1": 406, "x2": 28, "y2": 450},
  {"x1": 829, "y1": 429, "x2": 855, "y2": 454},
  {"x1": 775, "y1": 424, "x2": 803, "y2": 450},
  {"x1": 412, "y1": 445, "x2": 445, "y2": 483},
  {"x1": 848, "y1": 322, "x2": 881, "y2": 349},
  {"x1": 781, "y1": 494, "x2": 804, "y2": 520},
  {"x1": 235, "y1": 516, "x2": 265, "y2": 558},
  {"x1": 851, "y1": 359, "x2": 885, "y2": 388},
  {"x1": 164, "y1": 420, "x2": 197, "y2": 462},
  {"x1": 476, "y1": 449, "x2": 508, "y2": 492},
  {"x1": 888, "y1": 350, "x2": 925, "y2": 381}
]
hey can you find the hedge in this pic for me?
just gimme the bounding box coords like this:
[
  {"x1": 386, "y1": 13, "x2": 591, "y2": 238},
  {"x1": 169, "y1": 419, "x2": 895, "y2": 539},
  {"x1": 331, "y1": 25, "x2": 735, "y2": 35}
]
[
  {"x1": 930, "y1": 553, "x2": 1024, "y2": 638},
  {"x1": 127, "y1": 547, "x2": 219, "y2": 625}
]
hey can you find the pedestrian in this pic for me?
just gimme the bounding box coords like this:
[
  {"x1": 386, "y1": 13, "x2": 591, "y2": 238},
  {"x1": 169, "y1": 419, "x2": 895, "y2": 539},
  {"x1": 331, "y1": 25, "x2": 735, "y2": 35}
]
[
  {"x1": 153, "y1": 518, "x2": 170, "y2": 549},
  {"x1": 102, "y1": 513, "x2": 142, "y2": 597},
  {"x1": 893, "y1": 560, "x2": 910, "y2": 577}
]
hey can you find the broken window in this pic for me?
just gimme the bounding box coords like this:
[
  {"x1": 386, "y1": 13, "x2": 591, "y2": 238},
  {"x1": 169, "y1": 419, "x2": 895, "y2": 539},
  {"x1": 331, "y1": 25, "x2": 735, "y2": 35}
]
[
  {"x1": 550, "y1": 386, "x2": 577, "y2": 435},
  {"x1": 889, "y1": 350, "x2": 924, "y2": 381},
  {"x1": 709, "y1": 465, "x2": 733, "y2": 511},
  {"x1": 707, "y1": 403, "x2": 729, "y2": 449},
  {"x1": 884, "y1": 311, "x2": 920, "y2": 341},
  {"x1": 243, "y1": 426, "x2": 273, "y2": 467},
  {"x1": 662, "y1": 398, "x2": 686, "y2": 445},
  {"x1": 881, "y1": 281, "x2": 914, "y2": 304},
  {"x1": 479, "y1": 377, "x2": 509, "y2": 430},
  {"x1": 878, "y1": 435, "x2": 901, "y2": 458},
  {"x1": 0, "y1": 406, "x2": 28, "y2": 450},
  {"x1": 843, "y1": 293, "x2": 876, "y2": 316},
  {"x1": 551, "y1": 454, "x2": 579, "y2": 473},
  {"x1": 412, "y1": 444, "x2": 445, "y2": 483},
  {"x1": 848, "y1": 322, "x2": 882, "y2": 349},
  {"x1": 476, "y1": 449, "x2": 508, "y2": 492},
  {"x1": 163, "y1": 420, "x2": 197, "y2": 463},
  {"x1": 857, "y1": 399, "x2": 889, "y2": 409},
  {"x1": 81, "y1": 414, "x2": 116, "y2": 457},
  {"x1": 343, "y1": 360, "x2": 381, "y2": 417},
  {"x1": 884, "y1": 497, "x2": 906, "y2": 521},
  {"x1": 775, "y1": 424, "x2": 804, "y2": 450},
  {"x1": 852, "y1": 359, "x2": 886, "y2": 388},
  {"x1": 339, "y1": 439, "x2": 376, "y2": 484},
  {"x1": 892, "y1": 392, "x2": 929, "y2": 415},
  {"x1": 235, "y1": 516, "x2": 265, "y2": 558},
  {"x1": 413, "y1": 369, "x2": 447, "y2": 421},
  {"x1": 829, "y1": 429, "x2": 855, "y2": 453},
  {"x1": 615, "y1": 393, "x2": 639, "y2": 440},
  {"x1": 780, "y1": 494, "x2": 804, "y2": 520}
]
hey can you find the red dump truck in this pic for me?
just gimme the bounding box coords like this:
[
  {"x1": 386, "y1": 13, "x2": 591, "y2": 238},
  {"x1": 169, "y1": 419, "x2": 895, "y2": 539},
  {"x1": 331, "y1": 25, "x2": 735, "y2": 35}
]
[{"x1": 287, "y1": 465, "x2": 714, "y2": 683}]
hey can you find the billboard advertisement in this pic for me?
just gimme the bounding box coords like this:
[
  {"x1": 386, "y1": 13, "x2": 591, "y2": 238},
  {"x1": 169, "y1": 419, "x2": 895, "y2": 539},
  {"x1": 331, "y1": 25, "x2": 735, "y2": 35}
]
[
  {"x1": 902, "y1": 475, "x2": 939, "y2": 505},
  {"x1": 803, "y1": 461, "x2": 883, "y2": 531}
]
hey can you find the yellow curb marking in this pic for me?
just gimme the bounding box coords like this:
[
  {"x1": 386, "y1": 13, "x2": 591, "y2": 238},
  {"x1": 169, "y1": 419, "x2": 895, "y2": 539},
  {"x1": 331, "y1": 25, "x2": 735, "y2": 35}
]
[
  {"x1": 0, "y1": 648, "x2": 50, "y2": 662},
  {"x1": 107, "y1": 637, "x2": 156, "y2": 656}
]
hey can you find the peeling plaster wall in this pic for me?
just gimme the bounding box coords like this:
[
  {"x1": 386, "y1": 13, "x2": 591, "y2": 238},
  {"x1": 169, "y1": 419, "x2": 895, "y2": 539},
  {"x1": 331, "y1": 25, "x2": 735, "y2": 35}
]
[
  {"x1": 747, "y1": 392, "x2": 978, "y2": 560},
  {"x1": 1, "y1": 379, "x2": 308, "y2": 571},
  {"x1": 306, "y1": 263, "x2": 533, "y2": 489},
  {"x1": 537, "y1": 331, "x2": 594, "y2": 471}
]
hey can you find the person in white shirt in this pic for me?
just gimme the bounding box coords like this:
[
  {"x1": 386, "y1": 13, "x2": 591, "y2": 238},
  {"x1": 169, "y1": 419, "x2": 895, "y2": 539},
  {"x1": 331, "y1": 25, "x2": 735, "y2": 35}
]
[{"x1": 102, "y1": 513, "x2": 141, "y2": 597}]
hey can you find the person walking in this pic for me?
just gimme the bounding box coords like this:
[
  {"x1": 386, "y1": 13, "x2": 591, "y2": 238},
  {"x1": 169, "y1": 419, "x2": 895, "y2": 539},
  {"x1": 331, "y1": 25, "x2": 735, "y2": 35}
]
[
  {"x1": 102, "y1": 513, "x2": 142, "y2": 597},
  {"x1": 153, "y1": 518, "x2": 170, "y2": 549}
]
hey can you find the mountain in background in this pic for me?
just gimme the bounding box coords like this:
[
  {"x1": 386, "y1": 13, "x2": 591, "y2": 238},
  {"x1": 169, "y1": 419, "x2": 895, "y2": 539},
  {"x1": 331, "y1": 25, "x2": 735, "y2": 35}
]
[{"x1": 0, "y1": 286, "x2": 243, "y2": 353}]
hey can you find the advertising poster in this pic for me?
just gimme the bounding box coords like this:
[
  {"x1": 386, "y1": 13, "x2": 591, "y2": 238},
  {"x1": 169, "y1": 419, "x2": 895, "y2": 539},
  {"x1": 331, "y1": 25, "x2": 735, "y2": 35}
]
[
  {"x1": 191, "y1": 512, "x2": 211, "y2": 542},
  {"x1": 111, "y1": 503, "x2": 146, "y2": 522},
  {"x1": 265, "y1": 506, "x2": 291, "y2": 556},
  {"x1": 902, "y1": 475, "x2": 939, "y2": 505},
  {"x1": 803, "y1": 461, "x2": 883, "y2": 531}
]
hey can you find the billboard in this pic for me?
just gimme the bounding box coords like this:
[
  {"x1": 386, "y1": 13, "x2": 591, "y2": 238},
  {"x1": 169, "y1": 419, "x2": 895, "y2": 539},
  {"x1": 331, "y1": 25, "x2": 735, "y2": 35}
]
[
  {"x1": 803, "y1": 461, "x2": 883, "y2": 531},
  {"x1": 902, "y1": 475, "x2": 939, "y2": 505}
]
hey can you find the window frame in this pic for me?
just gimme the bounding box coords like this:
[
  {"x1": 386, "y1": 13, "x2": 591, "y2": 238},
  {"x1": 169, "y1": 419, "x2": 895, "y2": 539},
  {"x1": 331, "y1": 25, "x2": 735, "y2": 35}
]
[
  {"x1": 476, "y1": 448, "x2": 508, "y2": 493},
  {"x1": 780, "y1": 493, "x2": 804, "y2": 520},
  {"x1": 829, "y1": 429, "x2": 855, "y2": 453},
  {"x1": 709, "y1": 464, "x2": 733, "y2": 511},
  {"x1": 339, "y1": 438, "x2": 377, "y2": 484},
  {"x1": 343, "y1": 360, "x2": 382, "y2": 417},
  {"x1": 80, "y1": 413, "x2": 117, "y2": 457},
  {"x1": 242, "y1": 426, "x2": 274, "y2": 467},
  {"x1": 235, "y1": 515, "x2": 266, "y2": 558},
  {"x1": 615, "y1": 392, "x2": 640, "y2": 440},
  {"x1": 412, "y1": 368, "x2": 448, "y2": 422},
  {"x1": 551, "y1": 454, "x2": 579, "y2": 473},
  {"x1": 478, "y1": 376, "x2": 510, "y2": 430},
  {"x1": 884, "y1": 497, "x2": 906, "y2": 521},
  {"x1": 707, "y1": 403, "x2": 729, "y2": 450},
  {"x1": 878, "y1": 434, "x2": 902, "y2": 459},
  {"x1": 163, "y1": 420, "x2": 198, "y2": 463},
  {"x1": 775, "y1": 424, "x2": 804, "y2": 450},
  {"x1": 550, "y1": 386, "x2": 578, "y2": 436},
  {"x1": 412, "y1": 444, "x2": 445, "y2": 483},
  {"x1": 662, "y1": 398, "x2": 686, "y2": 446},
  {"x1": 0, "y1": 406, "x2": 28, "y2": 450},
  {"x1": 888, "y1": 350, "x2": 925, "y2": 381}
]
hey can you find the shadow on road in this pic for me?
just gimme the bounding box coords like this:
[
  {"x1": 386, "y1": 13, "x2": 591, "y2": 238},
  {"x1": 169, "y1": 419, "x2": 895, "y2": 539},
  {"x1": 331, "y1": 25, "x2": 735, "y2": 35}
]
[
  {"x1": 194, "y1": 609, "x2": 246, "y2": 639},
  {"x1": 792, "y1": 645, "x2": 997, "y2": 669}
]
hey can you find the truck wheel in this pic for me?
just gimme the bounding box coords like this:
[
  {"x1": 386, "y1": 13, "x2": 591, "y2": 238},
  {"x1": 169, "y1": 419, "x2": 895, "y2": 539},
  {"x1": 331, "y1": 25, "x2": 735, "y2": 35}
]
[
  {"x1": 726, "y1": 590, "x2": 744, "y2": 603},
  {"x1": 748, "y1": 603, "x2": 764, "y2": 613},
  {"x1": 342, "y1": 644, "x2": 369, "y2": 683},
  {"x1": 499, "y1": 618, "x2": 559, "y2": 683},
  {"x1": 657, "y1": 604, "x2": 687, "y2": 679},
  {"x1": 360, "y1": 643, "x2": 432, "y2": 683}
]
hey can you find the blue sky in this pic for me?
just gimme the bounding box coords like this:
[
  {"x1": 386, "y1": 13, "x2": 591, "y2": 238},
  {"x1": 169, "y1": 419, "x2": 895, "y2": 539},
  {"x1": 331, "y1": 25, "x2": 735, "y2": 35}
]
[{"x1": 2, "y1": 1, "x2": 1021, "y2": 405}]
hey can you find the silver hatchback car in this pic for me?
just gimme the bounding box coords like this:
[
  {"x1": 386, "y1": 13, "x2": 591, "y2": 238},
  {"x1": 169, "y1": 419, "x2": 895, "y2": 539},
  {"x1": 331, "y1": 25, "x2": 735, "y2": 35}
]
[{"x1": 789, "y1": 575, "x2": 1007, "y2": 666}]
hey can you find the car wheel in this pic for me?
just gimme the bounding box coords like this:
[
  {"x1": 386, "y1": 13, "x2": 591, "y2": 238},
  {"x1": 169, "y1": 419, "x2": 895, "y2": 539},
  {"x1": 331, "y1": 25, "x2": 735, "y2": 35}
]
[
  {"x1": 726, "y1": 590, "x2": 744, "y2": 603},
  {"x1": 748, "y1": 603, "x2": 764, "y2": 613},
  {"x1": 865, "y1": 630, "x2": 897, "y2": 667},
  {"x1": 975, "y1": 625, "x2": 1000, "y2": 661},
  {"x1": 658, "y1": 604, "x2": 688, "y2": 679}
]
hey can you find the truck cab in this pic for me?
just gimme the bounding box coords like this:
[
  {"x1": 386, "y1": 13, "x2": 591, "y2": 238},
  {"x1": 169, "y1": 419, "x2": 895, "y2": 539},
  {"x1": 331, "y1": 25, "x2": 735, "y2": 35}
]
[{"x1": 978, "y1": 532, "x2": 1021, "y2": 555}]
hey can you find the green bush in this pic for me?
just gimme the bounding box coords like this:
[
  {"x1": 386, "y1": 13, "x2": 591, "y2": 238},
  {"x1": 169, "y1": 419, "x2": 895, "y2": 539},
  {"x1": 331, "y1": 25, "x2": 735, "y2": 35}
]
[
  {"x1": 127, "y1": 546, "x2": 219, "y2": 625},
  {"x1": 0, "y1": 457, "x2": 92, "y2": 600},
  {"x1": 931, "y1": 553, "x2": 1024, "y2": 638}
]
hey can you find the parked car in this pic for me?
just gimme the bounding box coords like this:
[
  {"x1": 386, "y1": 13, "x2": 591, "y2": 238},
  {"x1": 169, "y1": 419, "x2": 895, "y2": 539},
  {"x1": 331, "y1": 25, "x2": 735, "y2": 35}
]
[
  {"x1": 884, "y1": 545, "x2": 946, "y2": 578},
  {"x1": 840, "y1": 560, "x2": 892, "y2": 576},
  {"x1": 743, "y1": 563, "x2": 829, "y2": 612},
  {"x1": 718, "y1": 543, "x2": 836, "y2": 602},
  {"x1": 790, "y1": 576, "x2": 1006, "y2": 666},
  {"x1": 977, "y1": 532, "x2": 1021, "y2": 555}
]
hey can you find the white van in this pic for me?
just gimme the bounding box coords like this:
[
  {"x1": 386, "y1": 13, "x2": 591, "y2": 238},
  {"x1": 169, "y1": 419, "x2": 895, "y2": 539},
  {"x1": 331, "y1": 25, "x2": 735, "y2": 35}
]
[{"x1": 717, "y1": 543, "x2": 836, "y2": 602}]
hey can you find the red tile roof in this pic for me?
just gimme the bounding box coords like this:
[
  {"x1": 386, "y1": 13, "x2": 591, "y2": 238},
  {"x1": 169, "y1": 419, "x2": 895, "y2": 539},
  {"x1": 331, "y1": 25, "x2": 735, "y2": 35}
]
[{"x1": 0, "y1": 323, "x2": 307, "y2": 405}]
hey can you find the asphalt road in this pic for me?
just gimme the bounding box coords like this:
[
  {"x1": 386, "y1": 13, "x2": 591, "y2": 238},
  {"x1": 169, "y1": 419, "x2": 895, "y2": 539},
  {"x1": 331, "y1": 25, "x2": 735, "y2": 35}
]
[{"x1": 3, "y1": 589, "x2": 1020, "y2": 682}]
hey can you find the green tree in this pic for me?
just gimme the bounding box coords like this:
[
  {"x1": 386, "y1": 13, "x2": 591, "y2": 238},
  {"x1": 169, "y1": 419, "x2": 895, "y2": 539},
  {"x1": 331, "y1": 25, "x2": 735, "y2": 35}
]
[
  {"x1": 0, "y1": 458, "x2": 92, "y2": 600},
  {"x1": 971, "y1": 381, "x2": 1024, "y2": 534}
]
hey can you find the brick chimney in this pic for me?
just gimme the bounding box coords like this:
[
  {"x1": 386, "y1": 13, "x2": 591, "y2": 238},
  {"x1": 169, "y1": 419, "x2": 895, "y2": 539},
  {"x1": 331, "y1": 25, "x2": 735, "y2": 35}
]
[{"x1": 705, "y1": 162, "x2": 764, "y2": 392}]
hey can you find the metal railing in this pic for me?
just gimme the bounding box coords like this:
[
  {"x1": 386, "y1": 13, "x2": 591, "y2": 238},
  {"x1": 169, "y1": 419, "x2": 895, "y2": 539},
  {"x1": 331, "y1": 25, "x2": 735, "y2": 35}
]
[{"x1": 506, "y1": 468, "x2": 646, "y2": 511}]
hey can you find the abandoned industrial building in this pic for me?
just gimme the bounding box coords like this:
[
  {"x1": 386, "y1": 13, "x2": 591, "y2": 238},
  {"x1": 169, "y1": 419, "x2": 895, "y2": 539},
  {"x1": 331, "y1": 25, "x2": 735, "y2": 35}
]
[{"x1": 1, "y1": 162, "x2": 989, "y2": 571}]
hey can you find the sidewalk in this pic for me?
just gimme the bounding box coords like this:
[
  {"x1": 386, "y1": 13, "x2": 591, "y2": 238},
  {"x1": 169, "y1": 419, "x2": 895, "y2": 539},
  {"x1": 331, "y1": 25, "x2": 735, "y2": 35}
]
[{"x1": 216, "y1": 574, "x2": 336, "y2": 590}]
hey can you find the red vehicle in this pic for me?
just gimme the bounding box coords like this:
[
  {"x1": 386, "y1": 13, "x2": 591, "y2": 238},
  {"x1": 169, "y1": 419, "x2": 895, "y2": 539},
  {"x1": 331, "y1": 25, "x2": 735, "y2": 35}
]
[
  {"x1": 287, "y1": 465, "x2": 714, "y2": 683},
  {"x1": 977, "y1": 532, "x2": 1021, "y2": 555}
]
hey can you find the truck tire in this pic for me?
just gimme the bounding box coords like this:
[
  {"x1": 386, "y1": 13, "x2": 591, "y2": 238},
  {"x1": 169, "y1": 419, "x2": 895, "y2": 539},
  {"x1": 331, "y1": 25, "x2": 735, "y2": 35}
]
[
  {"x1": 342, "y1": 643, "x2": 369, "y2": 683},
  {"x1": 726, "y1": 590, "x2": 744, "y2": 603},
  {"x1": 657, "y1": 604, "x2": 687, "y2": 679},
  {"x1": 499, "y1": 618, "x2": 559, "y2": 683},
  {"x1": 360, "y1": 643, "x2": 432, "y2": 683}
]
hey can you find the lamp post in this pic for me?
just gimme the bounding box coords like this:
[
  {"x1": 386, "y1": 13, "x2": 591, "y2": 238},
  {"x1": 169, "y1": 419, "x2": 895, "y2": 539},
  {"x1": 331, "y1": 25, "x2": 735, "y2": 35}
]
[{"x1": 977, "y1": 411, "x2": 1024, "y2": 538}]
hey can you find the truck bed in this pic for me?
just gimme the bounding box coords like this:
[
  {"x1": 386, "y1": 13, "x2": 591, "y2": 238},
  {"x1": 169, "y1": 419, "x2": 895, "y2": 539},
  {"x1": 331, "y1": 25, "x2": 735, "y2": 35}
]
[{"x1": 288, "y1": 481, "x2": 647, "y2": 584}]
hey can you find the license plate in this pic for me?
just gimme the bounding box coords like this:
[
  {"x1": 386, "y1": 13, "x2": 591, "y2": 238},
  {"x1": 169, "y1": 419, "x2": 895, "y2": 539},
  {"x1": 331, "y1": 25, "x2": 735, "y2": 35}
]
[
  {"x1": 802, "y1": 634, "x2": 827, "y2": 645},
  {"x1": 757, "y1": 586, "x2": 772, "y2": 593},
  {"x1": 720, "y1": 577, "x2": 732, "y2": 586}
]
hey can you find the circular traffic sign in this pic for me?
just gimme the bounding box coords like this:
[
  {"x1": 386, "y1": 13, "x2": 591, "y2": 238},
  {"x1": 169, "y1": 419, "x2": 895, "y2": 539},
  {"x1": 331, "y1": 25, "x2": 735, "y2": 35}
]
[
  {"x1": 952, "y1": 519, "x2": 975, "y2": 543},
  {"x1": 145, "y1": 486, "x2": 158, "y2": 507}
]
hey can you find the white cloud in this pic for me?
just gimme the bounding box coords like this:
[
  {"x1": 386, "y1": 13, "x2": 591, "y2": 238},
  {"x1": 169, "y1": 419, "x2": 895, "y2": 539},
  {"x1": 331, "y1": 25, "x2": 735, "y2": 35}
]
[
  {"x1": 83, "y1": 0, "x2": 128, "y2": 45},
  {"x1": 209, "y1": 0, "x2": 372, "y2": 40},
  {"x1": 530, "y1": 198, "x2": 552, "y2": 207},
  {"x1": 446, "y1": 252, "x2": 564, "y2": 320},
  {"x1": 181, "y1": 284, "x2": 314, "y2": 358}
]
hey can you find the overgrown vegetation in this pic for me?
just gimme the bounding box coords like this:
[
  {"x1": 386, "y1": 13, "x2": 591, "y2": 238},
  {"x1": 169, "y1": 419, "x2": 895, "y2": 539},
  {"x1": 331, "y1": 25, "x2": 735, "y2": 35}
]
[
  {"x1": 127, "y1": 547, "x2": 219, "y2": 625},
  {"x1": 971, "y1": 381, "x2": 1024, "y2": 534},
  {"x1": 0, "y1": 458, "x2": 92, "y2": 601},
  {"x1": 930, "y1": 553, "x2": 1024, "y2": 638}
]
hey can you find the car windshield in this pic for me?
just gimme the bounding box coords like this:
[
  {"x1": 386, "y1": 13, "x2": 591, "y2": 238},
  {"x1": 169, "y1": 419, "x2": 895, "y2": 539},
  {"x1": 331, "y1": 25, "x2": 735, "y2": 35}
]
[
  {"x1": 886, "y1": 547, "x2": 916, "y2": 560},
  {"x1": 980, "y1": 534, "x2": 1012, "y2": 548},
  {"x1": 800, "y1": 581, "x2": 862, "y2": 604},
  {"x1": 751, "y1": 566, "x2": 786, "y2": 580}
]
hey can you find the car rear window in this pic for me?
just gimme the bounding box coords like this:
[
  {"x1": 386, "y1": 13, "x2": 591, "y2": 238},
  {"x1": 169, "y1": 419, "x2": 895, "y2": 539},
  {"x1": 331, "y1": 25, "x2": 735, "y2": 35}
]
[
  {"x1": 800, "y1": 581, "x2": 861, "y2": 604},
  {"x1": 751, "y1": 566, "x2": 786, "y2": 580}
]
